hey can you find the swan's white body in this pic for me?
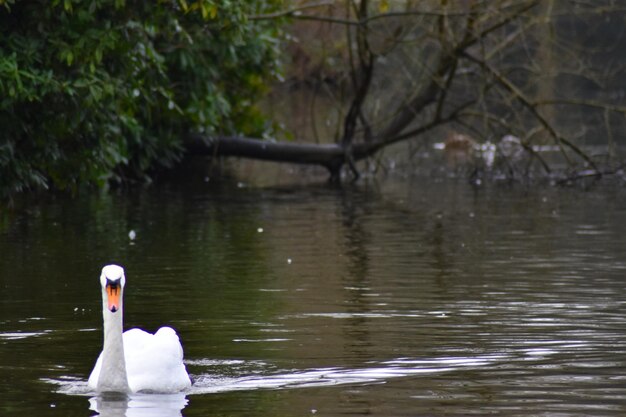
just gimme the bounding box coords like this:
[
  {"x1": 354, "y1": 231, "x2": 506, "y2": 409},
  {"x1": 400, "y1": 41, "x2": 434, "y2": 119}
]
[{"x1": 88, "y1": 265, "x2": 192, "y2": 393}]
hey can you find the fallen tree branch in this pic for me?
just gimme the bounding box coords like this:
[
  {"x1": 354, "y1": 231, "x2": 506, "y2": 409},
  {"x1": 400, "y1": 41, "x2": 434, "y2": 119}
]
[
  {"x1": 185, "y1": 135, "x2": 347, "y2": 175},
  {"x1": 185, "y1": 99, "x2": 468, "y2": 176}
]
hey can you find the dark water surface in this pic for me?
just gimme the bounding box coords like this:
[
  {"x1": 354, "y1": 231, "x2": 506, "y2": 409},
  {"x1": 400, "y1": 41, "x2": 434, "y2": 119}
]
[{"x1": 2, "y1": 176, "x2": 626, "y2": 416}]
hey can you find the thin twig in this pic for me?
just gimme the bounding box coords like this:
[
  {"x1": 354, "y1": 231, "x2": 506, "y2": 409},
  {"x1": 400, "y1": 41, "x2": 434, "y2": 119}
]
[
  {"x1": 249, "y1": 1, "x2": 334, "y2": 21},
  {"x1": 535, "y1": 98, "x2": 626, "y2": 114}
]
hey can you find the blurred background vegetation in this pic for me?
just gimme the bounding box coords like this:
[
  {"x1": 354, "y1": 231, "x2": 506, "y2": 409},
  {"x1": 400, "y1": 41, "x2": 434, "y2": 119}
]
[{"x1": 0, "y1": 0, "x2": 282, "y2": 198}]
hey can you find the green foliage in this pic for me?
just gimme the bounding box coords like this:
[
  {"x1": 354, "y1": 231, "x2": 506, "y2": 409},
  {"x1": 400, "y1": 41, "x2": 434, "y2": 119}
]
[{"x1": 0, "y1": 0, "x2": 283, "y2": 197}]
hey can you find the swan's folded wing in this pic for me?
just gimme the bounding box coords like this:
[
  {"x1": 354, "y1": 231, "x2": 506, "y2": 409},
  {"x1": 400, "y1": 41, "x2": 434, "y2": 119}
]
[
  {"x1": 124, "y1": 327, "x2": 191, "y2": 393},
  {"x1": 154, "y1": 327, "x2": 184, "y2": 360},
  {"x1": 123, "y1": 328, "x2": 153, "y2": 351}
]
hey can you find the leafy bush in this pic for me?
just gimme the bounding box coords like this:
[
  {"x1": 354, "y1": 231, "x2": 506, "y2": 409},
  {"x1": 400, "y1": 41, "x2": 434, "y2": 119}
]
[{"x1": 0, "y1": 0, "x2": 282, "y2": 197}]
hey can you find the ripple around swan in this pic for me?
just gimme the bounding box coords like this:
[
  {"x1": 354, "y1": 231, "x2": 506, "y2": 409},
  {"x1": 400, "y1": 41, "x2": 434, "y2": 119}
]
[
  {"x1": 46, "y1": 353, "x2": 508, "y2": 398},
  {"x1": 45, "y1": 351, "x2": 516, "y2": 413}
]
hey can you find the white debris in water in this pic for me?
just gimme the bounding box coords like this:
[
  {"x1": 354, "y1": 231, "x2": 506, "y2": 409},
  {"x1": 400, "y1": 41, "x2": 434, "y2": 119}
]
[
  {"x1": 287, "y1": 258, "x2": 292, "y2": 264},
  {"x1": 257, "y1": 227, "x2": 264, "y2": 233},
  {"x1": 128, "y1": 230, "x2": 136, "y2": 240}
]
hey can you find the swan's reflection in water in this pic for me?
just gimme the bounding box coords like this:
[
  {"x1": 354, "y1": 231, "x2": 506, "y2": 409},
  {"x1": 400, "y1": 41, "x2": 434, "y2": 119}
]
[{"x1": 89, "y1": 392, "x2": 188, "y2": 417}]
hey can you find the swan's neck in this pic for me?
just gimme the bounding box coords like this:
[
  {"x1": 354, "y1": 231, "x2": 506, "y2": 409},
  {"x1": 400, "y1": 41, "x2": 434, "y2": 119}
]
[{"x1": 97, "y1": 303, "x2": 129, "y2": 393}]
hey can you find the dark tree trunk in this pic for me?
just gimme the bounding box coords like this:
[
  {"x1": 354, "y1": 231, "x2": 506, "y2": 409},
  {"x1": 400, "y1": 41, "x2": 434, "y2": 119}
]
[
  {"x1": 185, "y1": 135, "x2": 345, "y2": 174},
  {"x1": 184, "y1": 134, "x2": 387, "y2": 179}
]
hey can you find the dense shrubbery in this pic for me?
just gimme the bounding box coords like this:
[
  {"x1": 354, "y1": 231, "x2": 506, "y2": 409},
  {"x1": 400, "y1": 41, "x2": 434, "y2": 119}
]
[{"x1": 0, "y1": 0, "x2": 282, "y2": 197}]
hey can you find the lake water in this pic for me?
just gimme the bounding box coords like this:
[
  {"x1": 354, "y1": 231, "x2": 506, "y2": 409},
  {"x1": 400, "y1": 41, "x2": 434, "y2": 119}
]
[{"x1": 2, "y1": 173, "x2": 626, "y2": 416}]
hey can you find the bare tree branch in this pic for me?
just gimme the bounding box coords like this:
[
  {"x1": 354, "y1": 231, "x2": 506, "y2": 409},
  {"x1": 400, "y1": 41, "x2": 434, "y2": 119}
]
[
  {"x1": 461, "y1": 50, "x2": 599, "y2": 172},
  {"x1": 535, "y1": 99, "x2": 626, "y2": 114}
]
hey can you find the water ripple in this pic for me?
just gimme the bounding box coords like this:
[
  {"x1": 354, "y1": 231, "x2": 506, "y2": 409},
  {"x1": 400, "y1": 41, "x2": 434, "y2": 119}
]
[
  {"x1": 46, "y1": 353, "x2": 507, "y2": 398},
  {"x1": 187, "y1": 353, "x2": 509, "y2": 395},
  {"x1": 0, "y1": 330, "x2": 51, "y2": 340}
]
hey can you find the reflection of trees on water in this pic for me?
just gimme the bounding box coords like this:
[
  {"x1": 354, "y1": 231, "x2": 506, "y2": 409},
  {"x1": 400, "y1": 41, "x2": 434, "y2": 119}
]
[{"x1": 339, "y1": 186, "x2": 375, "y2": 365}]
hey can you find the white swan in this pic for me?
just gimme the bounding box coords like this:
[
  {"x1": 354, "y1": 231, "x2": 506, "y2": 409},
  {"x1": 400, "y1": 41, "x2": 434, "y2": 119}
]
[{"x1": 88, "y1": 264, "x2": 192, "y2": 393}]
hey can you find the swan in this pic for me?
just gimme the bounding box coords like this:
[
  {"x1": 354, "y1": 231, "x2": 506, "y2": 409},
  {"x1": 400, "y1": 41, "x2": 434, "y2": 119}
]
[{"x1": 88, "y1": 264, "x2": 192, "y2": 393}]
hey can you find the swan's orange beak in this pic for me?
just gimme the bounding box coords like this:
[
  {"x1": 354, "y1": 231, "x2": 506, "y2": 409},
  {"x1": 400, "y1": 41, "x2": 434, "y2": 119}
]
[{"x1": 106, "y1": 282, "x2": 121, "y2": 313}]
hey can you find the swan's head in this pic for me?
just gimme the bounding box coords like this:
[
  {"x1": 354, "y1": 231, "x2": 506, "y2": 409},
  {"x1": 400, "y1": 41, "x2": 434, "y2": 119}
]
[{"x1": 100, "y1": 264, "x2": 126, "y2": 314}]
